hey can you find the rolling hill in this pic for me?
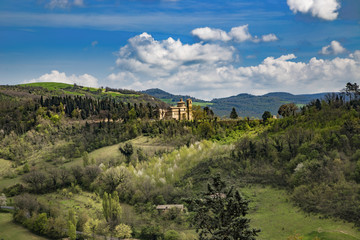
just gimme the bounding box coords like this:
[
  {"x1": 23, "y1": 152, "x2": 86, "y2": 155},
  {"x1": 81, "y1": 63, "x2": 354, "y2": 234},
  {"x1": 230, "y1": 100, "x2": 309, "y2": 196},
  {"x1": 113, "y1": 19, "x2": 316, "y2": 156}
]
[{"x1": 142, "y1": 88, "x2": 331, "y2": 118}]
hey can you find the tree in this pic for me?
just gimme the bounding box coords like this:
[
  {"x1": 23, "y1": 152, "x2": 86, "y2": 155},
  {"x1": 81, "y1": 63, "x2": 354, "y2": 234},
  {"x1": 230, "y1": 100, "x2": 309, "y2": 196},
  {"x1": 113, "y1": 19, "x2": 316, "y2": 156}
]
[
  {"x1": 33, "y1": 213, "x2": 48, "y2": 234},
  {"x1": 192, "y1": 105, "x2": 205, "y2": 120},
  {"x1": 68, "y1": 221, "x2": 77, "y2": 240},
  {"x1": 82, "y1": 151, "x2": 90, "y2": 167},
  {"x1": 102, "y1": 192, "x2": 122, "y2": 229},
  {"x1": 0, "y1": 193, "x2": 6, "y2": 206},
  {"x1": 119, "y1": 142, "x2": 134, "y2": 163},
  {"x1": 230, "y1": 107, "x2": 238, "y2": 119},
  {"x1": 84, "y1": 218, "x2": 100, "y2": 240},
  {"x1": 114, "y1": 223, "x2": 132, "y2": 238},
  {"x1": 189, "y1": 174, "x2": 259, "y2": 240},
  {"x1": 164, "y1": 230, "x2": 181, "y2": 240},
  {"x1": 262, "y1": 111, "x2": 272, "y2": 122},
  {"x1": 99, "y1": 166, "x2": 129, "y2": 193},
  {"x1": 342, "y1": 82, "x2": 360, "y2": 101},
  {"x1": 278, "y1": 103, "x2": 298, "y2": 117}
]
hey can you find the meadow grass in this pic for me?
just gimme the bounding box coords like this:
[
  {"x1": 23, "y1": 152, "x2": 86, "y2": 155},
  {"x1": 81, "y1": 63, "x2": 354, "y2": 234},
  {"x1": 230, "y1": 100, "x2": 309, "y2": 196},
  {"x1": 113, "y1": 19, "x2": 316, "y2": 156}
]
[
  {"x1": 64, "y1": 136, "x2": 175, "y2": 168},
  {"x1": 192, "y1": 102, "x2": 213, "y2": 107},
  {"x1": 37, "y1": 190, "x2": 102, "y2": 218},
  {"x1": 0, "y1": 213, "x2": 48, "y2": 240},
  {"x1": 0, "y1": 177, "x2": 20, "y2": 191},
  {"x1": 104, "y1": 91, "x2": 140, "y2": 97},
  {"x1": 241, "y1": 185, "x2": 360, "y2": 240},
  {"x1": 19, "y1": 82, "x2": 72, "y2": 90}
]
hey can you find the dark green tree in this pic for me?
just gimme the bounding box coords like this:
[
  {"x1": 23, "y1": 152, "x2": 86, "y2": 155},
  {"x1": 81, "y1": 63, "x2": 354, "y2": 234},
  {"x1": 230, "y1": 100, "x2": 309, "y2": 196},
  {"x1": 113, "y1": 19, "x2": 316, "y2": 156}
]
[
  {"x1": 230, "y1": 108, "x2": 238, "y2": 119},
  {"x1": 119, "y1": 142, "x2": 134, "y2": 163},
  {"x1": 261, "y1": 111, "x2": 272, "y2": 122},
  {"x1": 190, "y1": 174, "x2": 259, "y2": 240},
  {"x1": 278, "y1": 103, "x2": 298, "y2": 117}
]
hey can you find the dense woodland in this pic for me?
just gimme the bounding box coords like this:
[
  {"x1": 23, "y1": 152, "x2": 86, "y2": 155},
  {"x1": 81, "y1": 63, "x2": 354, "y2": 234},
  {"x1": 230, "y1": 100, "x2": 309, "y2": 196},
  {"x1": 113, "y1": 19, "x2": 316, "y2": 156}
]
[{"x1": 0, "y1": 83, "x2": 360, "y2": 240}]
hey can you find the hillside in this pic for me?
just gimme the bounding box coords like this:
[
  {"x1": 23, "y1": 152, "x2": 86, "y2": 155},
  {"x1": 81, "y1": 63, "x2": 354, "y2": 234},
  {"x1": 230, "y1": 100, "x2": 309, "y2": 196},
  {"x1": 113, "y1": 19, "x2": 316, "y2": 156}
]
[
  {"x1": 142, "y1": 88, "x2": 330, "y2": 118},
  {"x1": 0, "y1": 82, "x2": 360, "y2": 240}
]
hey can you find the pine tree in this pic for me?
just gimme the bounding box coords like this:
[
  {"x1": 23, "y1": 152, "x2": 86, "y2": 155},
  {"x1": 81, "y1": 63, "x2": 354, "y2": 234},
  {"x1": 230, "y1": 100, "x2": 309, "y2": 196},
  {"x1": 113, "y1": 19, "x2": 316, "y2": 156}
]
[
  {"x1": 230, "y1": 107, "x2": 238, "y2": 119},
  {"x1": 189, "y1": 174, "x2": 259, "y2": 240}
]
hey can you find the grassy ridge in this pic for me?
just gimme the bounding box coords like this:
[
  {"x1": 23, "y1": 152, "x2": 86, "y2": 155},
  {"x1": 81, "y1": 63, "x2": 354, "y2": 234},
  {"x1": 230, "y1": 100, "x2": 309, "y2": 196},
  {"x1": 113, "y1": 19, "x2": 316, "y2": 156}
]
[{"x1": 20, "y1": 82, "x2": 72, "y2": 90}]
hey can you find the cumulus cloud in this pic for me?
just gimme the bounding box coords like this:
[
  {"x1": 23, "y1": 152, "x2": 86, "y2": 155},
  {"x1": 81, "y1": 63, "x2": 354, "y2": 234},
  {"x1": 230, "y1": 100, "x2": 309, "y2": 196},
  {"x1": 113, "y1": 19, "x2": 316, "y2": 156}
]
[
  {"x1": 113, "y1": 32, "x2": 235, "y2": 78},
  {"x1": 108, "y1": 33, "x2": 360, "y2": 100},
  {"x1": 287, "y1": 0, "x2": 340, "y2": 20},
  {"x1": 191, "y1": 27, "x2": 232, "y2": 42},
  {"x1": 320, "y1": 40, "x2": 346, "y2": 55},
  {"x1": 46, "y1": 0, "x2": 84, "y2": 9},
  {"x1": 191, "y1": 25, "x2": 278, "y2": 43},
  {"x1": 26, "y1": 70, "x2": 98, "y2": 87}
]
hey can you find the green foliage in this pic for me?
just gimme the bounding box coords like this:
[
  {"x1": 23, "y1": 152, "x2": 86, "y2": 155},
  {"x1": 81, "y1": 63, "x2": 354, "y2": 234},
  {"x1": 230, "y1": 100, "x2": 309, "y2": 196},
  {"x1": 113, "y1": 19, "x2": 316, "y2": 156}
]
[
  {"x1": 68, "y1": 221, "x2": 76, "y2": 240},
  {"x1": 278, "y1": 103, "x2": 298, "y2": 117},
  {"x1": 119, "y1": 142, "x2": 134, "y2": 163},
  {"x1": 33, "y1": 213, "x2": 48, "y2": 234},
  {"x1": 102, "y1": 191, "x2": 122, "y2": 229},
  {"x1": 140, "y1": 225, "x2": 164, "y2": 240},
  {"x1": 114, "y1": 223, "x2": 132, "y2": 238},
  {"x1": 262, "y1": 111, "x2": 272, "y2": 122},
  {"x1": 189, "y1": 174, "x2": 259, "y2": 240},
  {"x1": 230, "y1": 107, "x2": 238, "y2": 119},
  {"x1": 164, "y1": 230, "x2": 182, "y2": 240},
  {"x1": 84, "y1": 218, "x2": 100, "y2": 240}
]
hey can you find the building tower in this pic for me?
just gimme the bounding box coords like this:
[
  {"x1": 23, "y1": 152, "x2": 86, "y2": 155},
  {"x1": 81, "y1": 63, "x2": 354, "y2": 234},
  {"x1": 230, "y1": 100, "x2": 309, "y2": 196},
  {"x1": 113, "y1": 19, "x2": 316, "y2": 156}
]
[{"x1": 186, "y1": 98, "x2": 193, "y2": 120}]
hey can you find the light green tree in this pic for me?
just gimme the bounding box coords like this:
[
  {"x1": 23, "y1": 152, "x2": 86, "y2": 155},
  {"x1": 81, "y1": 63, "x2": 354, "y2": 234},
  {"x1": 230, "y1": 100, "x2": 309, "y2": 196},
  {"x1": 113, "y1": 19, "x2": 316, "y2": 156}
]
[
  {"x1": 102, "y1": 191, "x2": 122, "y2": 229},
  {"x1": 114, "y1": 223, "x2": 132, "y2": 238},
  {"x1": 68, "y1": 221, "x2": 77, "y2": 240},
  {"x1": 84, "y1": 218, "x2": 100, "y2": 240}
]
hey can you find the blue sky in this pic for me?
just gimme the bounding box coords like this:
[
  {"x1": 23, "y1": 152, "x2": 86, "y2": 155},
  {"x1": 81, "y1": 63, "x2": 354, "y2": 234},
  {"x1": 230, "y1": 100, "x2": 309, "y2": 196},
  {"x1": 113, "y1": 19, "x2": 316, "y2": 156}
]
[{"x1": 0, "y1": 0, "x2": 359, "y2": 99}]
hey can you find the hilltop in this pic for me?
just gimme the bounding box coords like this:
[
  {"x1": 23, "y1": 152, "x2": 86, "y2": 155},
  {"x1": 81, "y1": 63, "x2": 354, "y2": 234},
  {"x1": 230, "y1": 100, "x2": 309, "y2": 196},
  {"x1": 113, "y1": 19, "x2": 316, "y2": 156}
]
[{"x1": 8, "y1": 82, "x2": 166, "y2": 107}]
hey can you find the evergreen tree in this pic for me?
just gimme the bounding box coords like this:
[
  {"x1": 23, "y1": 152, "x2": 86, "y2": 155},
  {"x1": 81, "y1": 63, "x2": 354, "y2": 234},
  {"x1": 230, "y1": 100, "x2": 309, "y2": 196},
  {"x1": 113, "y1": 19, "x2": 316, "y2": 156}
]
[
  {"x1": 230, "y1": 107, "x2": 238, "y2": 119},
  {"x1": 189, "y1": 174, "x2": 259, "y2": 240}
]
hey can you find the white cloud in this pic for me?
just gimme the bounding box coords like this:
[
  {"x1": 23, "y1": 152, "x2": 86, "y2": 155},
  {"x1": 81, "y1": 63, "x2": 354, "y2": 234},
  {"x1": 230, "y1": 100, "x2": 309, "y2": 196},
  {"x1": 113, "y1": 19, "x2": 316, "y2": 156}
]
[
  {"x1": 114, "y1": 32, "x2": 235, "y2": 78},
  {"x1": 46, "y1": 0, "x2": 84, "y2": 9},
  {"x1": 320, "y1": 40, "x2": 346, "y2": 55},
  {"x1": 191, "y1": 27, "x2": 232, "y2": 42},
  {"x1": 287, "y1": 0, "x2": 340, "y2": 20},
  {"x1": 108, "y1": 33, "x2": 360, "y2": 100},
  {"x1": 26, "y1": 70, "x2": 98, "y2": 87},
  {"x1": 261, "y1": 33, "x2": 278, "y2": 42},
  {"x1": 191, "y1": 25, "x2": 278, "y2": 43}
]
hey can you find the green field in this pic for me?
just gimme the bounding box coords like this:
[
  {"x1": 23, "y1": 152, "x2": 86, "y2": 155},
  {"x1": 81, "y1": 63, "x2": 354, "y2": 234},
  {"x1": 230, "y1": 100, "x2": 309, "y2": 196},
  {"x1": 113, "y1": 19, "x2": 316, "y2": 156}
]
[
  {"x1": 104, "y1": 91, "x2": 140, "y2": 97},
  {"x1": 0, "y1": 213, "x2": 48, "y2": 240},
  {"x1": 19, "y1": 82, "x2": 72, "y2": 90},
  {"x1": 192, "y1": 101, "x2": 213, "y2": 107},
  {"x1": 242, "y1": 185, "x2": 360, "y2": 240},
  {"x1": 160, "y1": 98, "x2": 213, "y2": 107}
]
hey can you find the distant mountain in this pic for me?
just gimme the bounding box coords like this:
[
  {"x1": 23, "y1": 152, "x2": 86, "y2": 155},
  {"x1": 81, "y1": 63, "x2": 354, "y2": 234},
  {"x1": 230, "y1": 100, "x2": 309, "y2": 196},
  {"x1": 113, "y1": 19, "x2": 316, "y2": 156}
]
[
  {"x1": 141, "y1": 88, "x2": 206, "y2": 105},
  {"x1": 210, "y1": 92, "x2": 331, "y2": 117},
  {"x1": 143, "y1": 88, "x2": 332, "y2": 118}
]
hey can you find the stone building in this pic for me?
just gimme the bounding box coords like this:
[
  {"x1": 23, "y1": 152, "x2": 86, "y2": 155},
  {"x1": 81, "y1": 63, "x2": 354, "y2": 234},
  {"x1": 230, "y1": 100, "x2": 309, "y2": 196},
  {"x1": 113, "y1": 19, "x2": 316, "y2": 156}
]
[{"x1": 159, "y1": 98, "x2": 193, "y2": 120}]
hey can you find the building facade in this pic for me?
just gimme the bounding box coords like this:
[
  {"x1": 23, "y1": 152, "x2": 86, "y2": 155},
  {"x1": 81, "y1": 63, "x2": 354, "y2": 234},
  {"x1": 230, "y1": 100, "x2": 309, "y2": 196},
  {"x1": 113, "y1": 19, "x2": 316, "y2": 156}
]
[{"x1": 159, "y1": 98, "x2": 193, "y2": 120}]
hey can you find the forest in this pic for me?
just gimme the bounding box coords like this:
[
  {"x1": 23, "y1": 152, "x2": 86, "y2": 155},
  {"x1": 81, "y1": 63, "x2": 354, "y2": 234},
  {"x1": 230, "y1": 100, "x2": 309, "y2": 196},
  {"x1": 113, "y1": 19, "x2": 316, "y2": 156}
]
[{"x1": 0, "y1": 82, "x2": 360, "y2": 240}]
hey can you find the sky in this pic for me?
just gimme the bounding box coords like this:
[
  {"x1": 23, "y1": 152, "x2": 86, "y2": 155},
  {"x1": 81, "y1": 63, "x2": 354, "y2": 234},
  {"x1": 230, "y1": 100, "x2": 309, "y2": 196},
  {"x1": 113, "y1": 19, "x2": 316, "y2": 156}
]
[{"x1": 0, "y1": 0, "x2": 359, "y2": 100}]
